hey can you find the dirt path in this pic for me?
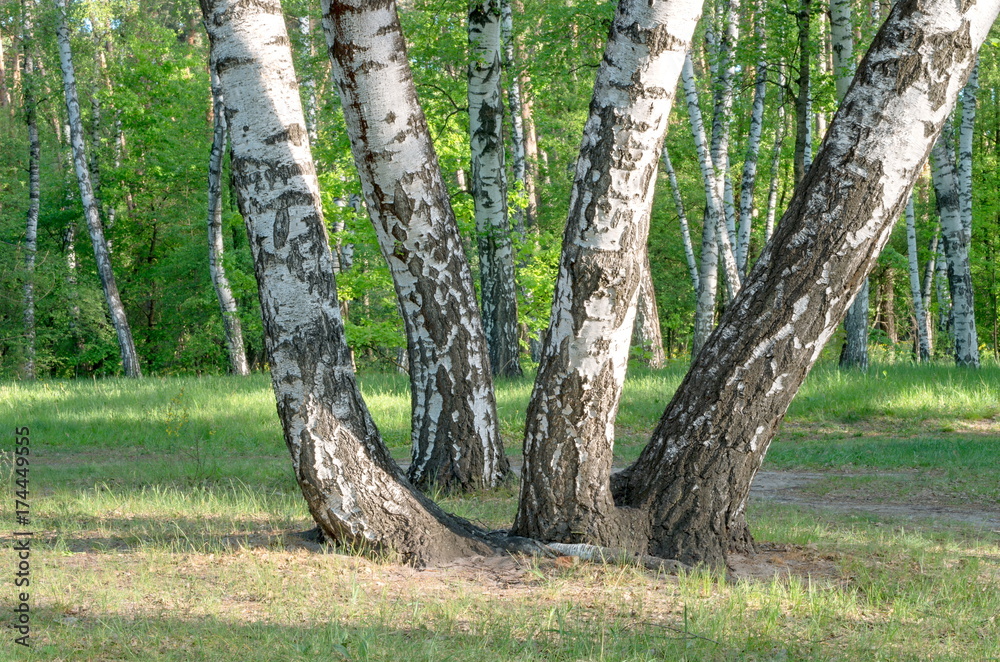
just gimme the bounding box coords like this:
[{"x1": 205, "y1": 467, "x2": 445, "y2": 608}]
[{"x1": 750, "y1": 470, "x2": 1000, "y2": 531}]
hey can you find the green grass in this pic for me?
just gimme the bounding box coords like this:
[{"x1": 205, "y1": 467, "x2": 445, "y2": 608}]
[{"x1": 1, "y1": 362, "x2": 999, "y2": 660}]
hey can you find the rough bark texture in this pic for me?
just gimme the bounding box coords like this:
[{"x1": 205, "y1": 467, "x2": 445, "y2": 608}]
[
  {"x1": 512, "y1": 0, "x2": 702, "y2": 549},
  {"x1": 612, "y1": 0, "x2": 996, "y2": 565},
  {"x1": 207, "y1": 64, "x2": 250, "y2": 376},
  {"x1": 469, "y1": 1, "x2": 523, "y2": 378},
  {"x1": 323, "y1": 0, "x2": 509, "y2": 491},
  {"x1": 633, "y1": 249, "x2": 666, "y2": 368},
  {"x1": 57, "y1": 1, "x2": 142, "y2": 378},
  {"x1": 200, "y1": 0, "x2": 500, "y2": 565},
  {"x1": 501, "y1": 0, "x2": 530, "y2": 234},
  {"x1": 931, "y1": 124, "x2": 980, "y2": 368},
  {"x1": 793, "y1": 0, "x2": 812, "y2": 184},
  {"x1": 958, "y1": 61, "x2": 977, "y2": 237},
  {"x1": 905, "y1": 196, "x2": 931, "y2": 360}
]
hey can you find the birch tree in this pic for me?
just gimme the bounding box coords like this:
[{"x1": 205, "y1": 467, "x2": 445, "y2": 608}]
[
  {"x1": 931, "y1": 123, "x2": 980, "y2": 368},
  {"x1": 905, "y1": 196, "x2": 931, "y2": 360},
  {"x1": 831, "y1": 0, "x2": 870, "y2": 371},
  {"x1": 21, "y1": 1, "x2": 39, "y2": 379},
  {"x1": 322, "y1": 0, "x2": 509, "y2": 491},
  {"x1": 661, "y1": 147, "x2": 699, "y2": 291},
  {"x1": 736, "y1": 0, "x2": 767, "y2": 276},
  {"x1": 512, "y1": 0, "x2": 703, "y2": 547},
  {"x1": 206, "y1": 64, "x2": 250, "y2": 376},
  {"x1": 633, "y1": 251, "x2": 666, "y2": 368},
  {"x1": 611, "y1": 0, "x2": 996, "y2": 564},
  {"x1": 469, "y1": 0, "x2": 522, "y2": 378},
  {"x1": 199, "y1": 0, "x2": 526, "y2": 564},
  {"x1": 57, "y1": 0, "x2": 142, "y2": 378}
]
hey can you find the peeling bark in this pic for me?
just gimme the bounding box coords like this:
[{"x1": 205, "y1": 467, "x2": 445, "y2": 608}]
[
  {"x1": 613, "y1": 0, "x2": 996, "y2": 565},
  {"x1": 200, "y1": 0, "x2": 506, "y2": 565},
  {"x1": 931, "y1": 124, "x2": 980, "y2": 368},
  {"x1": 322, "y1": 0, "x2": 509, "y2": 491},
  {"x1": 513, "y1": 0, "x2": 702, "y2": 549},
  {"x1": 469, "y1": 0, "x2": 523, "y2": 378},
  {"x1": 57, "y1": 0, "x2": 141, "y2": 378}
]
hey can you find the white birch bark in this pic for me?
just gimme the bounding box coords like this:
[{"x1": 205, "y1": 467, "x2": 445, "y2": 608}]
[
  {"x1": 57, "y1": 0, "x2": 142, "y2": 378},
  {"x1": 921, "y1": 231, "x2": 938, "y2": 351},
  {"x1": 831, "y1": 0, "x2": 870, "y2": 371},
  {"x1": 207, "y1": 65, "x2": 250, "y2": 376},
  {"x1": 200, "y1": 0, "x2": 508, "y2": 564},
  {"x1": 764, "y1": 70, "x2": 787, "y2": 242},
  {"x1": 661, "y1": 146, "x2": 699, "y2": 291},
  {"x1": 469, "y1": 1, "x2": 522, "y2": 378},
  {"x1": 633, "y1": 249, "x2": 666, "y2": 368},
  {"x1": 708, "y1": 0, "x2": 739, "y2": 256},
  {"x1": 905, "y1": 195, "x2": 931, "y2": 360},
  {"x1": 958, "y1": 60, "x2": 977, "y2": 237},
  {"x1": 297, "y1": 16, "x2": 320, "y2": 145},
  {"x1": 794, "y1": 0, "x2": 812, "y2": 184},
  {"x1": 0, "y1": 32, "x2": 10, "y2": 109},
  {"x1": 21, "y1": 7, "x2": 39, "y2": 379},
  {"x1": 513, "y1": 0, "x2": 703, "y2": 547},
  {"x1": 501, "y1": 0, "x2": 530, "y2": 235},
  {"x1": 323, "y1": 0, "x2": 509, "y2": 491},
  {"x1": 683, "y1": 54, "x2": 740, "y2": 355},
  {"x1": 736, "y1": 1, "x2": 766, "y2": 276},
  {"x1": 613, "y1": 0, "x2": 999, "y2": 564},
  {"x1": 931, "y1": 124, "x2": 980, "y2": 368}
]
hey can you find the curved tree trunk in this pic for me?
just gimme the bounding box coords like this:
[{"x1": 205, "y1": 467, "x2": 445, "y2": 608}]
[
  {"x1": 512, "y1": 0, "x2": 702, "y2": 548},
  {"x1": 57, "y1": 0, "x2": 141, "y2": 378},
  {"x1": 612, "y1": 0, "x2": 996, "y2": 565},
  {"x1": 199, "y1": 0, "x2": 501, "y2": 565},
  {"x1": 469, "y1": 1, "x2": 523, "y2": 379},
  {"x1": 931, "y1": 124, "x2": 980, "y2": 368},
  {"x1": 207, "y1": 65, "x2": 250, "y2": 376},
  {"x1": 322, "y1": 0, "x2": 509, "y2": 491}
]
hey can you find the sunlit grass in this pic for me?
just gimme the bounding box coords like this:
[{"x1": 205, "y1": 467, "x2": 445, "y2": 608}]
[{"x1": 2, "y1": 362, "x2": 999, "y2": 660}]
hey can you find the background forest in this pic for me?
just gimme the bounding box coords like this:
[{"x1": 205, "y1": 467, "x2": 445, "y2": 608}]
[{"x1": 1, "y1": 0, "x2": 998, "y2": 378}]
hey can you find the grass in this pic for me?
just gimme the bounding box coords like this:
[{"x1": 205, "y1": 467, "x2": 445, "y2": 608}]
[{"x1": 1, "y1": 361, "x2": 999, "y2": 660}]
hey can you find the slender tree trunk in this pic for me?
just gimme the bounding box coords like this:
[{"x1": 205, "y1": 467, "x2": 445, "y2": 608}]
[
  {"x1": 764, "y1": 72, "x2": 786, "y2": 242},
  {"x1": 633, "y1": 250, "x2": 666, "y2": 368},
  {"x1": 21, "y1": 9, "x2": 39, "y2": 379},
  {"x1": 958, "y1": 60, "x2": 977, "y2": 239},
  {"x1": 935, "y1": 230, "x2": 953, "y2": 347},
  {"x1": 612, "y1": 0, "x2": 995, "y2": 565},
  {"x1": 298, "y1": 16, "x2": 320, "y2": 145},
  {"x1": 905, "y1": 196, "x2": 931, "y2": 360},
  {"x1": 501, "y1": 0, "x2": 530, "y2": 235},
  {"x1": 323, "y1": 0, "x2": 510, "y2": 491},
  {"x1": 793, "y1": 0, "x2": 812, "y2": 185},
  {"x1": 200, "y1": 0, "x2": 509, "y2": 565},
  {"x1": 736, "y1": 0, "x2": 766, "y2": 277},
  {"x1": 921, "y1": 231, "x2": 938, "y2": 352},
  {"x1": 930, "y1": 124, "x2": 980, "y2": 368},
  {"x1": 512, "y1": 0, "x2": 702, "y2": 548},
  {"x1": 207, "y1": 65, "x2": 250, "y2": 376},
  {"x1": 661, "y1": 147, "x2": 699, "y2": 291},
  {"x1": 708, "y1": 0, "x2": 740, "y2": 255},
  {"x1": 56, "y1": 0, "x2": 142, "y2": 378},
  {"x1": 469, "y1": 1, "x2": 523, "y2": 378},
  {"x1": 684, "y1": 54, "x2": 739, "y2": 354},
  {"x1": 0, "y1": 32, "x2": 11, "y2": 109}
]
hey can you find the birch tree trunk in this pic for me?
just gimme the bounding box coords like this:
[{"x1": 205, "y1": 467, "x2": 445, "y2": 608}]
[
  {"x1": 661, "y1": 147, "x2": 699, "y2": 291},
  {"x1": 633, "y1": 250, "x2": 666, "y2": 368},
  {"x1": 207, "y1": 65, "x2": 250, "y2": 376},
  {"x1": 793, "y1": 0, "x2": 812, "y2": 184},
  {"x1": 831, "y1": 0, "x2": 870, "y2": 370},
  {"x1": 21, "y1": 8, "x2": 39, "y2": 379},
  {"x1": 200, "y1": 0, "x2": 506, "y2": 565},
  {"x1": 764, "y1": 71, "x2": 787, "y2": 242},
  {"x1": 501, "y1": 0, "x2": 530, "y2": 235},
  {"x1": 930, "y1": 124, "x2": 980, "y2": 368},
  {"x1": 323, "y1": 0, "x2": 510, "y2": 491},
  {"x1": 612, "y1": 0, "x2": 997, "y2": 565},
  {"x1": 469, "y1": 1, "x2": 523, "y2": 378},
  {"x1": 57, "y1": 0, "x2": 142, "y2": 378},
  {"x1": 512, "y1": 0, "x2": 702, "y2": 548},
  {"x1": 736, "y1": 0, "x2": 767, "y2": 276},
  {"x1": 905, "y1": 196, "x2": 931, "y2": 360},
  {"x1": 297, "y1": 16, "x2": 320, "y2": 145},
  {"x1": 958, "y1": 60, "x2": 977, "y2": 237},
  {"x1": 921, "y1": 231, "x2": 938, "y2": 351},
  {"x1": 0, "y1": 32, "x2": 10, "y2": 109}
]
